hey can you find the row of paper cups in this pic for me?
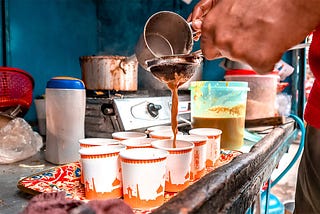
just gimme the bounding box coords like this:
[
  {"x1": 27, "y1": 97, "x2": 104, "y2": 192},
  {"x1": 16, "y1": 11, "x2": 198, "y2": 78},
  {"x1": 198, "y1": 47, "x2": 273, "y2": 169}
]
[{"x1": 78, "y1": 127, "x2": 222, "y2": 210}]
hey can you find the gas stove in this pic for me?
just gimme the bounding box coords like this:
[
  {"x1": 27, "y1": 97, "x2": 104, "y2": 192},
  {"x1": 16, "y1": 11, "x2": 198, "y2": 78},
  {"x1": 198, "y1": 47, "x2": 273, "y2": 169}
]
[{"x1": 85, "y1": 90, "x2": 191, "y2": 138}]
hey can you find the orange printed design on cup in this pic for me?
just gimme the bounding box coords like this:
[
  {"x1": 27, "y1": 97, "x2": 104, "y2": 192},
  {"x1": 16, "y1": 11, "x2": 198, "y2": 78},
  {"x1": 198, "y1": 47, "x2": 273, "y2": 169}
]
[
  {"x1": 121, "y1": 157, "x2": 167, "y2": 164},
  {"x1": 168, "y1": 148, "x2": 193, "y2": 155},
  {"x1": 151, "y1": 139, "x2": 194, "y2": 193},
  {"x1": 123, "y1": 184, "x2": 165, "y2": 209},
  {"x1": 126, "y1": 145, "x2": 153, "y2": 149},
  {"x1": 80, "y1": 143, "x2": 95, "y2": 148},
  {"x1": 175, "y1": 136, "x2": 207, "y2": 182},
  {"x1": 79, "y1": 145, "x2": 106, "y2": 184},
  {"x1": 206, "y1": 159, "x2": 214, "y2": 167},
  {"x1": 112, "y1": 132, "x2": 147, "y2": 141},
  {"x1": 120, "y1": 148, "x2": 168, "y2": 210},
  {"x1": 113, "y1": 137, "x2": 124, "y2": 141},
  {"x1": 79, "y1": 145, "x2": 125, "y2": 200},
  {"x1": 85, "y1": 177, "x2": 122, "y2": 200},
  {"x1": 190, "y1": 144, "x2": 206, "y2": 181},
  {"x1": 149, "y1": 135, "x2": 170, "y2": 140},
  {"x1": 193, "y1": 140, "x2": 207, "y2": 146},
  {"x1": 190, "y1": 168, "x2": 206, "y2": 181},
  {"x1": 80, "y1": 153, "x2": 119, "y2": 159},
  {"x1": 207, "y1": 135, "x2": 220, "y2": 140},
  {"x1": 205, "y1": 135, "x2": 221, "y2": 167},
  {"x1": 165, "y1": 171, "x2": 190, "y2": 193}
]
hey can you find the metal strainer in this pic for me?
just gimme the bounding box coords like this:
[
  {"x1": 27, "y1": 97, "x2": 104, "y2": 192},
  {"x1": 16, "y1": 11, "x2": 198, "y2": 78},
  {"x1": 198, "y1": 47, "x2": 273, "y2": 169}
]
[{"x1": 146, "y1": 51, "x2": 203, "y2": 87}]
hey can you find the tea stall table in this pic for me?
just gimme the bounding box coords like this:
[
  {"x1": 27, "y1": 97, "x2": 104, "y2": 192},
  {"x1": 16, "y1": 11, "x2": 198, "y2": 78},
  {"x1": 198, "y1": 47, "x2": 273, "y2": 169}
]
[{"x1": 0, "y1": 117, "x2": 298, "y2": 214}]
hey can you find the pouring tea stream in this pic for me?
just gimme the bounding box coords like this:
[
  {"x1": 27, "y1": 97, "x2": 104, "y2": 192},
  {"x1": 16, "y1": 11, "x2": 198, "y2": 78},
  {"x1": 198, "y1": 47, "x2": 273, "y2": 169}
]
[
  {"x1": 146, "y1": 52, "x2": 203, "y2": 148},
  {"x1": 135, "y1": 11, "x2": 202, "y2": 148}
]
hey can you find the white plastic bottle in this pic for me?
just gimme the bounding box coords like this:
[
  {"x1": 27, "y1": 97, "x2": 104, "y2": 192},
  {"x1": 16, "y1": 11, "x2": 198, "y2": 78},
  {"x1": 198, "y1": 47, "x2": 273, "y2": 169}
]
[{"x1": 45, "y1": 77, "x2": 86, "y2": 164}]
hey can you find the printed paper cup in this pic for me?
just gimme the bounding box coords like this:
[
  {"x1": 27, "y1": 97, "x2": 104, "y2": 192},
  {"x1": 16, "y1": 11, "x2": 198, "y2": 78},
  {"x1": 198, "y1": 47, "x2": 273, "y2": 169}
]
[
  {"x1": 78, "y1": 138, "x2": 120, "y2": 184},
  {"x1": 79, "y1": 144, "x2": 125, "y2": 200},
  {"x1": 120, "y1": 148, "x2": 169, "y2": 210},
  {"x1": 176, "y1": 135, "x2": 208, "y2": 181},
  {"x1": 120, "y1": 138, "x2": 156, "y2": 149},
  {"x1": 79, "y1": 138, "x2": 120, "y2": 148},
  {"x1": 151, "y1": 139, "x2": 194, "y2": 192},
  {"x1": 189, "y1": 128, "x2": 222, "y2": 167},
  {"x1": 146, "y1": 125, "x2": 172, "y2": 134},
  {"x1": 112, "y1": 131, "x2": 147, "y2": 141},
  {"x1": 149, "y1": 130, "x2": 183, "y2": 139}
]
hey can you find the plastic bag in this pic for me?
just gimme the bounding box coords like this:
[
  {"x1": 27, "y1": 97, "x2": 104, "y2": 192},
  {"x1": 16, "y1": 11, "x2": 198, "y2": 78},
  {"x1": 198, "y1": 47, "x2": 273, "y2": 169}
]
[
  {"x1": 276, "y1": 93, "x2": 292, "y2": 116},
  {"x1": 0, "y1": 117, "x2": 43, "y2": 164}
]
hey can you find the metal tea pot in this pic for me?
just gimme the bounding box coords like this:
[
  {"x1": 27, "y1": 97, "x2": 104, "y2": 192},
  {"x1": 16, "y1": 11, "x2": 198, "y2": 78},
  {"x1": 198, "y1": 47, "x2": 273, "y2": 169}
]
[{"x1": 135, "y1": 11, "x2": 194, "y2": 71}]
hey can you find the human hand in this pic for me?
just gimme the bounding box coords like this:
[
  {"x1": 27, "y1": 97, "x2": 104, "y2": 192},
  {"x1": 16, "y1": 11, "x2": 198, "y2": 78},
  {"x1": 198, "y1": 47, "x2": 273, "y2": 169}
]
[
  {"x1": 187, "y1": 0, "x2": 215, "y2": 41},
  {"x1": 188, "y1": 0, "x2": 320, "y2": 74}
]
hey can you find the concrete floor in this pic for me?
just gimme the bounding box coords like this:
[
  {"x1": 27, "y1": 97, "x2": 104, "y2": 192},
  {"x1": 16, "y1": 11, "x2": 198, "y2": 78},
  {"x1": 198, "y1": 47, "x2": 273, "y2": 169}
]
[{"x1": 270, "y1": 140, "x2": 302, "y2": 209}]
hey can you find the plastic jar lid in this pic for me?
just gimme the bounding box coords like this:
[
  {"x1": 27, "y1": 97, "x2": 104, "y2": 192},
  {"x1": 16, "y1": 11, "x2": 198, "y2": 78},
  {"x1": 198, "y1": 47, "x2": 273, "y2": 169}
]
[
  {"x1": 225, "y1": 69, "x2": 279, "y2": 76},
  {"x1": 46, "y1": 76, "x2": 85, "y2": 89},
  {"x1": 190, "y1": 81, "x2": 249, "y2": 90}
]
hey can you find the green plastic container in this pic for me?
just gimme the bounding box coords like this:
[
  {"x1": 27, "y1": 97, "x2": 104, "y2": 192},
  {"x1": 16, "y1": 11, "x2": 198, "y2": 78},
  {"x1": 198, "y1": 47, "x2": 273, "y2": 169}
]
[{"x1": 190, "y1": 81, "x2": 249, "y2": 150}]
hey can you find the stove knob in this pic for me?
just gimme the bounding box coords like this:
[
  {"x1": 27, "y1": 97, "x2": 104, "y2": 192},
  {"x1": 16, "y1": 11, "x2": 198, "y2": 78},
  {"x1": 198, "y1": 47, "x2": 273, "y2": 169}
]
[
  {"x1": 101, "y1": 104, "x2": 114, "y2": 115},
  {"x1": 147, "y1": 103, "x2": 162, "y2": 118}
]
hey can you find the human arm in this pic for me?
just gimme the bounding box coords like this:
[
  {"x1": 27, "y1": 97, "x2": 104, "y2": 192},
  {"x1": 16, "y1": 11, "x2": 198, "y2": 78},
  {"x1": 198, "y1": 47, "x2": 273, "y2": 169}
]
[{"x1": 188, "y1": 0, "x2": 320, "y2": 74}]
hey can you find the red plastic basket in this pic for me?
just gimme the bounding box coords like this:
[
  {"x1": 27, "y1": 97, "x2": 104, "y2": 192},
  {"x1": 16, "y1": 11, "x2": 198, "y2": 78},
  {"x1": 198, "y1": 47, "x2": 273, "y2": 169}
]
[{"x1": 0, "y1": 67, "x2": 34, "y2": 116}]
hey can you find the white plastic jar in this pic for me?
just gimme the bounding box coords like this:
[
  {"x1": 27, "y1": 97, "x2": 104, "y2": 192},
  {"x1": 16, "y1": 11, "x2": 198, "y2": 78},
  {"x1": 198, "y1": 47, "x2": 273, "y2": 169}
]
[
  {"x1": 45, "y1": 77, "x2": 86, "y2": 164},
  {"x1": 224, "y1": 69, "x2": 280, "y2": 120}
]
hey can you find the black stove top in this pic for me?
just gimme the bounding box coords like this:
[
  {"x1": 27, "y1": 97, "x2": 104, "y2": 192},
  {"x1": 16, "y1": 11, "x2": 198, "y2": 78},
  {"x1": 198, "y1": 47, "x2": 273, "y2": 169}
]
[{"x1": 86, "y1": 89, "x2": 190, "y2": 98}]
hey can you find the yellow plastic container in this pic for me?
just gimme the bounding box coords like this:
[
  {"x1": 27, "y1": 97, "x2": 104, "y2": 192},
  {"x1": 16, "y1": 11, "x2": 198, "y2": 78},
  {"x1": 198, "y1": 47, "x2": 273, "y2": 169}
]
[{"x1": 190, "y1": 81, "x2": 249, "y2": 150}]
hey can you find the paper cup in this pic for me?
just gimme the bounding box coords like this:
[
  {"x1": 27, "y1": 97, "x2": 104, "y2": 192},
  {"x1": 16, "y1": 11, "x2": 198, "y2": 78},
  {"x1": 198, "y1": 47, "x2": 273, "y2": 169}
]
[
  {"x1": 112, "y1": 131, "x2": 147, "y2": 141},
  {"x1": 189, "y1": 128, "x2": 222, "y2": 168},
  {"x1": 146, "y1": 125, "x2": 172, "y2": 134},
  {"x1": 149, "y1": 130, "x2": 183, "y2": 139},
  {"x1": 79, "y1": 145, "x2": 125, "y2": 200},
  {"x1": 120, "y1": 138, "x2": 156, "y2": 149},
  {"x1": 120, "y1": 148, "x2": 169, "y2": 209},
  {"x1": 176, "y1": 135, "x2": 207, "y2": 181},
  {"x1": 151, "y1": 139, "x2": 194, "y2": 192},
  {"x1": 78, "y1": 138, "x2": 120, "y2": 184},
  {"x1": 79, "y1": 138, "x2": 120, "y2": 148}
]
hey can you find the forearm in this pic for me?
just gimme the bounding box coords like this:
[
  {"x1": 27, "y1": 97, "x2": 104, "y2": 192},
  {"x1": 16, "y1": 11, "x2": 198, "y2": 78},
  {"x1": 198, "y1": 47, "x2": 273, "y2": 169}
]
[{"x1": 189, "y1": 0, "x2": 320, "y2": 74}]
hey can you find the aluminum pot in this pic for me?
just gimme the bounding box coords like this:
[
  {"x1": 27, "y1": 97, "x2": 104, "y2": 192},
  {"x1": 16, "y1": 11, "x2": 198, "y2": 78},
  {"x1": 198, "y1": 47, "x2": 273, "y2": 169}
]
[
  {"x1": 135, "y1": 11, "x2": 194, "y2": 70},
  {"x1": 79, "y1": 55, "x2": 138, "y2": 91}
]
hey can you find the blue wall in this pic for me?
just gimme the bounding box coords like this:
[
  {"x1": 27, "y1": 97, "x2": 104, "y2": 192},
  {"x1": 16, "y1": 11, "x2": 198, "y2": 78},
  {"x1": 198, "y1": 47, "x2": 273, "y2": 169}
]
[
  {"x1": 2, "y1": 0, "x2": 98, "y2": 121},
  {"x1": 1, "y1": 0, "x2": 225, "y2": 123},
  {"x1": 1, "y1": 0, "x2": 295, "y2": 123}
]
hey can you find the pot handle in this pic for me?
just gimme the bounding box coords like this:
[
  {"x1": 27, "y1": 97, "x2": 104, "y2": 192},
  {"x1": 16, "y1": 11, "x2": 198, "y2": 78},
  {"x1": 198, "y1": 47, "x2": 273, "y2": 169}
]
[{"x1": 119, "y1": 54, "x2": 137, "y2": 74}]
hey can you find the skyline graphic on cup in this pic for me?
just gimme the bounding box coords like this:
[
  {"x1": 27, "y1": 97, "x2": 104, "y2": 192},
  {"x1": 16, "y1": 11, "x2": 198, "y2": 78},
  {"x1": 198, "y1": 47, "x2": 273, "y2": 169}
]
[{"x1": 79, "y1": 144, "x2": 125, "y2": 200}]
